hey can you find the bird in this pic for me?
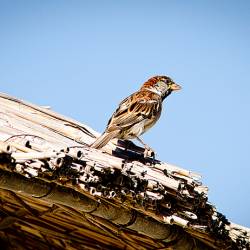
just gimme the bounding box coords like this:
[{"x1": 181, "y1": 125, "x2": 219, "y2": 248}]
[{"x1": 91, "y1": 75, "x2": 181, "y2": 157}]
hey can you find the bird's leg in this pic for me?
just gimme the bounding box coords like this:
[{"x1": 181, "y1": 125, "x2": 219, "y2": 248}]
[{"x1": 135, "y1": 136, "x2": 155, "y2": 158}]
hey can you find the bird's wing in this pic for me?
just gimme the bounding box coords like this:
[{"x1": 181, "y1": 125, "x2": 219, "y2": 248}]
[{"x1": 106, "y1": 91, "x2": 161, "y2": 131}]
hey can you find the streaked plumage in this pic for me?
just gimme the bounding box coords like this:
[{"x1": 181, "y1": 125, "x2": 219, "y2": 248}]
[{"x1": 91, "y1": 75, "x2": 181, "y2": 155}]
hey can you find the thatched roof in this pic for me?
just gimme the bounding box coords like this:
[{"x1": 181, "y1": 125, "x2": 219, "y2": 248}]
[{"x1": 0, "y1": 92, "x2": 249, "y2": 250}]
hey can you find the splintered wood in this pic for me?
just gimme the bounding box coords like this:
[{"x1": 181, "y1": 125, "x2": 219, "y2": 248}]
[{"x1": 0, "y1": 92, "x2": 249, "y2": 250}]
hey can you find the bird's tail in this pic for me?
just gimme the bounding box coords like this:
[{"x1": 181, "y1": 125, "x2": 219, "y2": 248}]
[{"x1": 91, "y1": 130, "x2": 119, "y2": 149}]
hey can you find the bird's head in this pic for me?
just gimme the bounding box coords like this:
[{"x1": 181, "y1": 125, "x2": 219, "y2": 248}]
[{"x1": 141, "y1": 76, "x2": 181, "y2": 100}]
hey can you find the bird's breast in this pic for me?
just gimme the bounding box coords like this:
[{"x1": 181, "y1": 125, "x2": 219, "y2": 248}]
[
  {"x1": 122, "y1": 120, "x2": 146, "y2": 139},
  {"x1": 122, "y1": 110, "x2": 162, "y2": 139},
  {"x1": 143, "y1": 111, "x2": 161, "y2": 133}
]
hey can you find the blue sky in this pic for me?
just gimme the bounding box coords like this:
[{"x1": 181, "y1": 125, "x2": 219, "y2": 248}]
[{"x1": 0, "y1": 1, "x2": 250, "y2": 227}]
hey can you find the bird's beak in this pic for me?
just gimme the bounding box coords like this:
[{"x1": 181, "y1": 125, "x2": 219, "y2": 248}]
[{"x1": 170, "y1": 83, "x2": 181, "y2": 91}]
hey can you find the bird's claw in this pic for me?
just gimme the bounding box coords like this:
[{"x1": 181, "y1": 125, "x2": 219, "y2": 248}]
[{"x1": 144, "y1": 147, "x2": 155, "y2": 159}]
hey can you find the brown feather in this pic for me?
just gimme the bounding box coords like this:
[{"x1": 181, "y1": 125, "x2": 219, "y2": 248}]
[
  {"x1": 91, "y1": 75, "x2": 180, "y2": 149},
  {"x1": 91, "y1": 130, "x2": 120, "y2": 149}
]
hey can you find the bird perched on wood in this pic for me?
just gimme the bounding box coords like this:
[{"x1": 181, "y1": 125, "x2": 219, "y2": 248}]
[{"x1": 91, "y1": 76, "x2": 181, "y2": 157}]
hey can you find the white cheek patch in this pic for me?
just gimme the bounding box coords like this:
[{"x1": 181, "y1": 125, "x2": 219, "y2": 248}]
[{"x1": 144, "y1": 87, "x2": 162, "y2": 96}]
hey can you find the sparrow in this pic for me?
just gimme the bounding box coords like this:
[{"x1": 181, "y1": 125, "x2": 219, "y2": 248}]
[{"x1": 91, "y1": 76, "x2": 181, "y2": 157}]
